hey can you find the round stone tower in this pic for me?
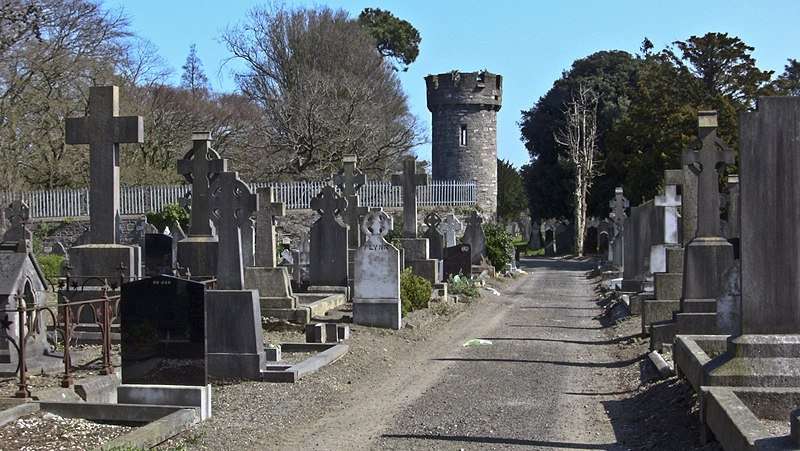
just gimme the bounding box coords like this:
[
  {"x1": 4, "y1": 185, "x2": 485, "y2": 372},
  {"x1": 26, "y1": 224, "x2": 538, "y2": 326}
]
[{"x1": 425, "y1": 69, "x2": 502, "y2": 216}]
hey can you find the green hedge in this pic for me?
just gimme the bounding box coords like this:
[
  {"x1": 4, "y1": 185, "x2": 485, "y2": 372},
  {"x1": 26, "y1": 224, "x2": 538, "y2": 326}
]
[
  {"x1": 400, "y1": 268, "x2": 431, "y2": 315},
  {"x1": 484, "y1": 223, "x2": 514, "y2": 270}
]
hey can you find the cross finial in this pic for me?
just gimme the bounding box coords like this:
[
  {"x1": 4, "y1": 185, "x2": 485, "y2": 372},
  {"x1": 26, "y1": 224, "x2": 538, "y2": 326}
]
[
  {"x1": 177, "y1": 132, "x2": 228, "y2": 236},
  {"x1": 65, "y1": 86, "x2": 144, "y2": 244},
  {"x1": 424, "y1": 212, "x2": 442, "y2": 229},
  {"x1": 361, "y1": 209, "x2": 393, "y2": 245},
  {"x1": 311, "y1": 186, "x2": 348, "y2": 218},
  {"x1": 391, "y1": 156, "x2": 429, "y2": 238},
  {"x1": 682, "y1": 110, "x2": 735, "y2": 237}
]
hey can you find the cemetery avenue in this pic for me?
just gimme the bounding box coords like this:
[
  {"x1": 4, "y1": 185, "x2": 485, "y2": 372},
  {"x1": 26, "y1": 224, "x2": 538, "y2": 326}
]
[{"x1": 2, "y1": 1, "x2": 799, "y2": 450}]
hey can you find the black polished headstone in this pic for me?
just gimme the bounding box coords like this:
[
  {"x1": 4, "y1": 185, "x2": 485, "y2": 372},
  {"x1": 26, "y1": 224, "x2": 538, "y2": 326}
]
[
  {"x1": 443, "y1": 244, "x2": 471, "y2": 279},
  {"x1": 121, "y1": 275, "x2": 206, "y2": 386},
  {"x1": 145, "y1": 234, "x2": 174, "y2": 277}
]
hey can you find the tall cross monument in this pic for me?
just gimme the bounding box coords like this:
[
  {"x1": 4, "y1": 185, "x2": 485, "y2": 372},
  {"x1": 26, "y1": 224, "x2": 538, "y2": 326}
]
[
  {"x1": 334, "y1": 155, "x2": 368, "y2": 248},
  {"x1": 65, "y1": 86, "x2": 144, "y2": 244},
  {"x1": 178, "y1": 132, "x2": 227, "y2": 237},
  {"x1": 391, "y1": 157, "x2": 429, "y2": 238}
]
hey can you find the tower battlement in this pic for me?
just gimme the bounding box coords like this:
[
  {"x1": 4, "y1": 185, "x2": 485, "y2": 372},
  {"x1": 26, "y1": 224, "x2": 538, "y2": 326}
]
[{"x1": 425, "y1": 70, "x2": 502, "y2": 111}]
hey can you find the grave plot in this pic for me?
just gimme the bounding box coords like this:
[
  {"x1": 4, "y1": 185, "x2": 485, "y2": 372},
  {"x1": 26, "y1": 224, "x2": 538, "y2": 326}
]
[{"x1": 0, "y1": 410, "x2": 133, "y2": 451}]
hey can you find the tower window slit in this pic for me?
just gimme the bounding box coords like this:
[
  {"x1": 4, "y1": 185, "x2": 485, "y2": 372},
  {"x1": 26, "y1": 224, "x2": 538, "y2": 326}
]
[{"x1": 459, "y1": 124, "x2": 468, "y2": 146}]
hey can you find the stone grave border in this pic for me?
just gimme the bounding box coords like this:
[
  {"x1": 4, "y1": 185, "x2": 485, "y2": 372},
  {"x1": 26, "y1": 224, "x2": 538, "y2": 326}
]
[{"x1": 261, "y1": 342, "x2": 349, "y2": 383}]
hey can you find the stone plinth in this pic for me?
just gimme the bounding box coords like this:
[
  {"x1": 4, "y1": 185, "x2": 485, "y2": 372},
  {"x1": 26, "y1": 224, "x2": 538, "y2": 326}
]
[
  {"x1": 205, "y1": 290, "x2": 264, "y2": 379},
  {"x1": 68, "y1": 244, "x2": 140, "y2": 282},
  {"x1": 176, "y1": 236, "x2": 218, "y2": 279},
  {"x1": 244, "y1": 267, "x2": 309, "y2": 324}
]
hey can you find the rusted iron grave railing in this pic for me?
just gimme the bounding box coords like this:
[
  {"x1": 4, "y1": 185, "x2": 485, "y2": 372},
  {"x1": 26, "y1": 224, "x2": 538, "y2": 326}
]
[{"x1": 3, "y1": 271, "x2": 217, "y2": 399}]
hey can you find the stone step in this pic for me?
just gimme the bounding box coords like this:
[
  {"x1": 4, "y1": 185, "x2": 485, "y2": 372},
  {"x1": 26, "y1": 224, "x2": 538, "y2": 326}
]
[
  {"x1": 682, "y1": 299, "x2": 717, "y2": 313},
  {"x1": 261, "y1": 307, "x2": 311, "y2": 325},
  {"x1": 649, "y1": 320, "x2": 676, "y2": 352},
  {"x1": 641, "y1": 299, "x2": 680, "y2": 335},
  {"x1": 259, "y1": 296, "x2": 297, "y2": 309},
  {"x1": 676, "y1": 312, "x2": 719, "y2": 335}
]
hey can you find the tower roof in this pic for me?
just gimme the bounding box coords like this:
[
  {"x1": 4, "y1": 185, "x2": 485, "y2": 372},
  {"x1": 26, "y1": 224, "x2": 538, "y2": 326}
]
[{"x1": 425, "y1": 70, "x2": 502, "y2": 111}]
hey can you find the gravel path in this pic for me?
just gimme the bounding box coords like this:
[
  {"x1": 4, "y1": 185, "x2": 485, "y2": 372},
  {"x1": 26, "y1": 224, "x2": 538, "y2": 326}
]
[{"x1": 167, "y1": 257, "x2": 715, "y2": 450}]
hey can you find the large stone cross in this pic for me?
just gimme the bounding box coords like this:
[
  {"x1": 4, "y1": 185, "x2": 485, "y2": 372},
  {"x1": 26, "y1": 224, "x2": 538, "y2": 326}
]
[
  {"x1": 362, "y1": 209, "x2": 393, "y2": 246},
  {"x1": 334, "y1": 155, "x2": 368, "y2": 247},
  {"x1": 255, "y1": 187, "x2": 285, "y2": 268},
  {"x1": 65, "y1": 86, "x2": 144, "y2": 244},
  {"x1": 391, "y1": 156, "x2": 428, "y2": 238},
  {"x1": 609, "y1": 187, "x2": 629, "y2": 230},
  {"x1": 683, "y1": 111, "x2": 735, "y2": 237},
  {"x1": 3, "y1": 200, "x2": 31, "y2": 246},
  {"x1": 177, "y1": 132, "x2": 228, "y2": 237},
  {"x1": 311, "y1": 185, "x2": 347, "y2": 219},
  {"x1": 209, "y1": 172, "x2": 258, "y2": 290}
]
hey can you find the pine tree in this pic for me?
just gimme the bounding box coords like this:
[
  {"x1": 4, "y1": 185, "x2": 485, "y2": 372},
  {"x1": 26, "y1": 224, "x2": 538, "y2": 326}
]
[{"x1": 180, "y1": 44, "x2": 208, "y2": 95}]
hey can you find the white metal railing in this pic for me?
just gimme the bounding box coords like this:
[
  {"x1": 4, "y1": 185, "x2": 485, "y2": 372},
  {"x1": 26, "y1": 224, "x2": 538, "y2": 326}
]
[{"x1": 0, "y1": 180, "x2": 477, "y2": 219}]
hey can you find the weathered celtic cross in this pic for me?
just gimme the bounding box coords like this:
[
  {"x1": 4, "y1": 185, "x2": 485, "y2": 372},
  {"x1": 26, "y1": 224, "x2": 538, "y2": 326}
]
[
  {"x1": 65, "y1": 86, "x2": 144, "y2": 244},
  {"x1": 682, "y1": 111, "x2": 735, "y2": 238},
  {"x1": 609, "y1": 187, "x2": 629, "y2": 231},
  {"x1": 391, "y1": 157, "x2": 429, "y2": 238},
  {"x1": 255, "y1": 187, "x2": 285, "y2": 268},
  {"x1": 209, "y1": 172, "x2": 258, "y2": 290},
  {"x1": 311, "y1": 185, "x2": 348, "y2": 220},
  {"x1": 177, "y1": 132, "x2": 227, "y2": 236},
  {"x1": 334, "y1": 155, "x2": 368, "y2": 247},
  {"x1": 440, "y1": 213, "x2": 463, "y2": 248}
]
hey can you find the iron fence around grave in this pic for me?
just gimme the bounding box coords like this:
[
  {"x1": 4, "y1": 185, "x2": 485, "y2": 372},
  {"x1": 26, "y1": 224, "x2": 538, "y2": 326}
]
[{"x1": 0, "y1": 180, "x2": 477, "y2": 220}]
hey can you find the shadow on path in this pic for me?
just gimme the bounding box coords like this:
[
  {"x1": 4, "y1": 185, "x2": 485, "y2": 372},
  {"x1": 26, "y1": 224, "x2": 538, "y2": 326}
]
[
  {"x1": 506, "y1": 323, "x2": 606, "y2": 330},
  {"x1": 381, "y1": 433, "x2": 616, "y2": 449},
  {"x1": 519, "y1": 257, "x2": 597, "y2": 272},
  {"x1": 431, "y1": 355, "x2": 644, "y2": 369},
  {"x1": 480, "y1": 334, "x2": 643, "y2": 346}
]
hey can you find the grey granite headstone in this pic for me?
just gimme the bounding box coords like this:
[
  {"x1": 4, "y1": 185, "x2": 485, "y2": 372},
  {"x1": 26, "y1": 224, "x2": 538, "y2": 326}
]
[
  {"x1": 353, "y1": 209, "x2": 401, "y2": 330},
  {"x1": 309, "y1": 186, "x2": 349, "y2": 287},
  {"x1": 440, "y1": 213, "x2": 463, "y2": 248},
  {"x1": 391, "y1": 156, "x2": 428, "y2": 238},
  {"x1": 255, "y1": 187, "x2": 285, "y2": 268},
  {"x1": 209, "y1": 171, "x2": 258, "y2": 290},
  {"x1": 65, "y1": 86, "x2": 144, "y2": 244},
  {"x1": 462, "y1": 211, "x2": 486, "y2": 265},
  {"x1": 144, "y1": 233, "x2": 174, "y2": 277}
]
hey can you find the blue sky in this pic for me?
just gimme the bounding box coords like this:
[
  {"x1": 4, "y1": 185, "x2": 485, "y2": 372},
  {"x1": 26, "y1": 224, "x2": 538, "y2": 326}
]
[{"x1": 108, "y1": 0, "x2": 800, "y2": 168}]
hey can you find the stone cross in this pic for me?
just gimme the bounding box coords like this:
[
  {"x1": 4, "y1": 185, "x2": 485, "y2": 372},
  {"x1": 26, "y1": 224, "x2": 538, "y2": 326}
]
[
  {"x1": 682, "y1": 111, "x2": 735, "y2": 238},
  {"x1": 440, "y1": 213, "x2": 463, "y2": 247},
  {"x1": 65, "y1": 86, "x2": 144, "y2": 244},
  {"x1": 391, "y1": 157, "x2": 429, "y2": 238},
  {"x1": 655, "y1": 171, "x2": 682, "y2": 245},
  {"x1": 311, "y1": 185, "x2": 347, "y2": 219},
  {"x1": 177, "y1": 132, "x2": 228, "y2": 237},
  {"x1": 209, "y1": 171, "x2": 258, "y2": 290},
  {"x1": 609, "y1": 187, "x2": 629, "y2": 230},
  {"x1": 334, "y1": 155, "x2": 369, "y2": 248},
  {"x1": 362, "y1": 209, "x2": 393, "y2": 245},
  {"x1": 423, "y1": 212, "x2": 445, "y2": 259},
  {"x1": 255, "y1": 187, "x2": 285, "y2": 268},
  {"x1": 3, "y1": 200, "x2": 31, "y2": 247}
]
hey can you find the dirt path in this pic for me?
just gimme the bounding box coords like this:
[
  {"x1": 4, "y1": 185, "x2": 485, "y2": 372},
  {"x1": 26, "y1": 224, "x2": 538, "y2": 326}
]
[{"x1": 173, "y1": 257, "x2": 714, "y2": 450}]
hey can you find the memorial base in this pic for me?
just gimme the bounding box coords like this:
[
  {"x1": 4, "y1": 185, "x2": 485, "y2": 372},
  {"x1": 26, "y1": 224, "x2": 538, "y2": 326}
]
[
  {"x1": 176, "y1": 236, "x2": 218, "y2": 279},
  {"x1": 353, "y1": 298, "x2": 401, "y2": 330},
  {"x1": 117, "y1": 384, "x2": 212, "y2": 420},
  {"x1": 205, "y1": 290, "x2": 265, "y2": 380},
  {"x1": 68, "y1": 244, "x2": 139, "y2": 281}
]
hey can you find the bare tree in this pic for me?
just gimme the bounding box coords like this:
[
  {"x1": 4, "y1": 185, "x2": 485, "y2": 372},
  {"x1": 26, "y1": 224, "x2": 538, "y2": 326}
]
[
  {"x1": 555, "y1": 84, "x2": 599, "y2": 256},
  {"x1": 222, "y1": 4, "x2": 424, "y2": 181},
  {"x1": 180, "y1": 44, "x2": 208, "y2": 96}
]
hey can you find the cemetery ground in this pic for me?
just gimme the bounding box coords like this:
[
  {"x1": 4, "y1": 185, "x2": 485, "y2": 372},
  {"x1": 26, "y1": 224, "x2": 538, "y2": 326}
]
[{"x1": 142, "y1": 257, "x2": 716, "y2": 451}]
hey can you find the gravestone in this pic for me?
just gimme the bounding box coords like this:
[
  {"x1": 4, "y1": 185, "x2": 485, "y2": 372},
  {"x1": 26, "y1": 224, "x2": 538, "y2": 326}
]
[
  {"x1": 440, "y1": 214, "x2": 462, "y2": 248},
  {"x1": 462, "y1": 211, "x2": 486, "y2": 265},
  {"x1": 177, "y1": 132, "x2": 228, "y2": 279},
  {"x1": 651, "y1": 173, "x2": 682, "y2": 274},
  {"x1": 555, "y1": 222, "x2": 575, "y2": 256},
  {"x1": 597, "y1": 221, "x2": 611, "y2": 256},
  {"x1": 64, "y1": 86, "x2": 142, "y2": 307},
  {"x1": 353, "y1": 209, "x2": 401, "y2": 330},
  {"x1": 240, "y1": 215, "x2": 256, "y2": 268},
  {"x1": 528, "y1": 219, "x2": 542, "y2": 249},
  {"x1": 443, "y1": 244, "x2": 472, "y2": 279},
  {"x1": 245, "y1": 187, "x2": 304, "y2": 323},
  {"x1": 120, "y1": 275, "x2": 206, "y2": 386},
  {"x1": 309, "y1": 186, "x2": 349, "y2": 287},
  {"x1": 422, "y1": 212, "x2": 445, "y2": 260},
  {"x1": 725, "y1": 175, "x2": 741, "y2": 259},
  {"x1": 0, "y1": 200, "x2": 51, "y2": 377},
  {"x1": 334, "y1": 155, "x2": 368, "y2": 248},
  {"x1": 391, "y1": 156, "x2": 428, "y2": 238},
  {"x1": 609, "y1": 187, "x2": 629, "y2": 267},
  {"x1": 692, "y1": 97, "x2": 800, "y2": 388},
  {"x1": 144, "y1": 234, "x2": 174, "y2": 277},
  {"x1": 209, "y1": 171, "x2": 258, "y2": 290}
]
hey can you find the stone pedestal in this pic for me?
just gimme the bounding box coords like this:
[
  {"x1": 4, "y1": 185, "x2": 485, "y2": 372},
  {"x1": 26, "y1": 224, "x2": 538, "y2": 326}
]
[
  {"x1": 244, "y1": 267, "x2": 309, "y2": 324},
  {"x1": 205, "y1": 290, "x2": 264, "y2": 379},
  {"x1": 399, "y1": 238, "x2": 429, "y2": 267},
  {"x1": 705, "y1": 336, "x2": 800, "y2": 388},
  {"x1": 177, "y1": 236, "x2": 218, "y2": 278},
  {"x1": 68, "y1": 244, "x2": 140, "y2": 281}
]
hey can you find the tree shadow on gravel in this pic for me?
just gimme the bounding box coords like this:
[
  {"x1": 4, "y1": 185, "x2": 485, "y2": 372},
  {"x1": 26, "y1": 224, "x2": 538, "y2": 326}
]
[
  {"x1": 431, "y1": 355, "x2": 644, "y2": 369},
  {"x1": 380, "y1": 433, "x2": 618, "y2": 449},
  {"x1": 518, "y1": 305, "x2": 598, "y2": 310},
  {"x1": 480, "y1": 333, "x2": 644, "y2": 346},
  {"x1": 601, "y1": 377, "x2": 722, "y2": 451},
  {"x1": 519, "y1": 257, "x2": 597, "y2": 271},
  {"x1": 506, "y1": 323, "x2": 606, "y2": 330}
]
